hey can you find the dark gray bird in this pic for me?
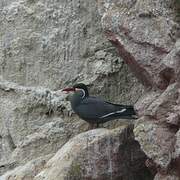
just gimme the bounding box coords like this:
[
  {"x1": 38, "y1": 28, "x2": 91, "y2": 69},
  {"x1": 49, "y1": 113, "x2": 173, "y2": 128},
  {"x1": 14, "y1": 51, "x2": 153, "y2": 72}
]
[{"x1": 62, "y1": 83, "x2": 136, "y2": 127}]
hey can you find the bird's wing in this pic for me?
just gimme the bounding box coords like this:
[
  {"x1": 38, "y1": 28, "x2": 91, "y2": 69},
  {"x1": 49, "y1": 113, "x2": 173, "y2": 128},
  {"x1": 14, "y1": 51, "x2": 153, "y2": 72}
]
[
  {"x1": 74, "y1": 97, "x2": 126, "y2": 120},
  {"x1": 104, "y1": 100, "x2": 133, "y2": 108}
]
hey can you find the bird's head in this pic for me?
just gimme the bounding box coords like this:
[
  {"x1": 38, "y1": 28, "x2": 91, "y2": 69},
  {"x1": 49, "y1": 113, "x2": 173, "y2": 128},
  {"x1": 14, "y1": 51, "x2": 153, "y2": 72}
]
[{"x1": 62, "y1": 83, "x2": 89, "y2": 97}]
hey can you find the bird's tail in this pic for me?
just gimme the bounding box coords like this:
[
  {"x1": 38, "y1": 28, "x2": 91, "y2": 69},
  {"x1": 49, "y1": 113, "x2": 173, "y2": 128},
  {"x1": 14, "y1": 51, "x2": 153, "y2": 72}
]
[{"x1": 114, "y1": 104, "x2": 137, "y2": 119}]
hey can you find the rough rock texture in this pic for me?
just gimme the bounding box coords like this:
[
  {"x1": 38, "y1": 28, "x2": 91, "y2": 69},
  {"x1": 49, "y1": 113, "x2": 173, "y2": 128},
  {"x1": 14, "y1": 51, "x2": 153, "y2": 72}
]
[
  {"x1": 0, "y1": 126, "x2": 153, "y2": 180},
  {"x1": 98, "y1": 0, "x2": 180, "y2": 179},
  {"x1": 0, "y1": 154, "x2": 53, "y2": 180},
  {"x1": 1, "y1": 0, "x2": 179, "y2": 179},
  {"x1": 0, "y1": 0, "x2": 144, "y2": 177},
  {"x1": 0, "y1": 78, "x2": 84, "y2": 174},
  {"x1": 154, "y1": 173, "x2": 180, "y2": 180},
  {"x1": 0, "y1": 0, "x2": 143, "y2": 103},
  {"x1": 34, "y1": 126, "x2": 152, "y2": 180}
]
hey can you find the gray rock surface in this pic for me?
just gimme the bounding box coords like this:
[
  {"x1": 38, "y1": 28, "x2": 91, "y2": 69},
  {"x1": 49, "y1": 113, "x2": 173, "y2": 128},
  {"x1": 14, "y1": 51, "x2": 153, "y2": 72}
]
[
  {"x1": 34, "y1": 126, "x2": 151, "y2": 180},
  {"x1": 0, "y1": 0, "x2": 144, "y2": 177},
  {"x1": 154, "y1": 173, "x2": 179, "y2": 180},
  {"x1": 0, "y1": 126, "x2": 152, "y2": 180},
  {"x1": 0, "y1": 78, "x2": 87, "y2": 174},
  {"x1": 0, "y1": 0, "x2": 143, "y2": 103},
  {"x1": 0, "y1": 154, "x2": 53, "y2": 180}
]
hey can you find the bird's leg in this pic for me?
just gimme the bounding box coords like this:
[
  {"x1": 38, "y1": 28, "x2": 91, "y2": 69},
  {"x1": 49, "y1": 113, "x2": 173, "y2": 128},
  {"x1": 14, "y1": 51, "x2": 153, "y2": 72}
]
[
  {"x1": 88, "y1": 123, "x2": 99, "y2": 130},
  {"x1": 88, "y1": 123, "x2": 94, "y2": 130}
]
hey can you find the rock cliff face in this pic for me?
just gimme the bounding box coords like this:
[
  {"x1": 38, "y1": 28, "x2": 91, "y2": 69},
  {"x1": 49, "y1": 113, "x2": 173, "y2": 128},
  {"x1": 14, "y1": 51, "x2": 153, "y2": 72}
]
[
  {"x1": 0, "y1": 0, "x2": 144, "y2": 179},
  {"x1": 99, "y1": 0, "x2": 180, "y2": 179},
  {"x1": 0, "y1": 0, "x2": 143, "y2": 103},
  {"x1": 1, "y1": 126, "x2": 153, "y2": 180},
  {"x1": 0, "y1": 0, "x2": 179, "y2": 179}
]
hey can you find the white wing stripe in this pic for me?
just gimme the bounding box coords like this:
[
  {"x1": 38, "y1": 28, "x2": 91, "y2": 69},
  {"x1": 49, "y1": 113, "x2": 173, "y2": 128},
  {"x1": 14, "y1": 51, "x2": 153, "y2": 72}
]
[{"x1": 100, "y1": 108, "x2": 126, "y2": 118}]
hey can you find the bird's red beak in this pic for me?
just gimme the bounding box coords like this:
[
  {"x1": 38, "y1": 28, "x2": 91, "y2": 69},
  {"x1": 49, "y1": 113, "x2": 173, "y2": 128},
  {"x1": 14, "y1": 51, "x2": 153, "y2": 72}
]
[{"x1": 62, "y1": 87, "x2": 75, "y2": 93}]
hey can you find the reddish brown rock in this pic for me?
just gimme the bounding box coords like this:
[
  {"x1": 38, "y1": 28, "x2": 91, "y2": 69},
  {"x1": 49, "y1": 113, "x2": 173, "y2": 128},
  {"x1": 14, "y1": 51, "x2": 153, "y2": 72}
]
[{"x1": 99, "y1": 0, "x2": 180, "y2": 179}]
